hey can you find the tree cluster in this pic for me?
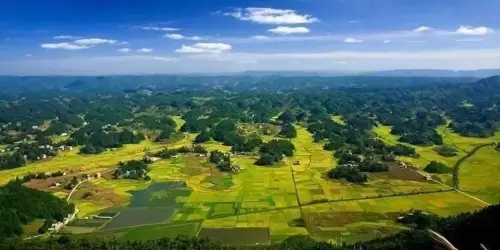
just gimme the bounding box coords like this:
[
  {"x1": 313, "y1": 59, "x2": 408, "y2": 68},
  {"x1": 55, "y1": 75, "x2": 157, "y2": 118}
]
[
  {"x1": 424, "y1": 161, "x2": 451, "y2": 174},
  {"x1": 433, "y1": 145, "x2": 458, "y2": 157},
  {"x1": 255, "y1": 140, "x2": 295, "y2": 166},
  {"x1": 279, "y1": 123, "x2": 297, "y2": 138},
  {"x1": 113, "y1": 159, "x2": 150, "y2": 180}
]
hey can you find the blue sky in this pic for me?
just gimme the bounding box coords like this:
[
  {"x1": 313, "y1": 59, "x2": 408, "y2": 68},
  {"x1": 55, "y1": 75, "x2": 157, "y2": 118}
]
[{"x1": 1, "y1": 0, "x2": 499, "y2": 75}]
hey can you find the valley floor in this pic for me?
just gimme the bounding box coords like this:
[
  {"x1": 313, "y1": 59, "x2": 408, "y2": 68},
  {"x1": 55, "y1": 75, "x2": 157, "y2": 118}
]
[{"x1": 7, "y1": 119, "x2": 499, "y2": 244}]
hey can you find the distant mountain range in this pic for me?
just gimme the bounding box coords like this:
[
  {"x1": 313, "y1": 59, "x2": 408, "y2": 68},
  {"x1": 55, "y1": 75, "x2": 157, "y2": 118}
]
[
  {"x1": 361, "y1": 69, "x2": 500, "y2": 78},
  {"x1": 240, "y1": 69, "x2": 500, "y2": 78}
]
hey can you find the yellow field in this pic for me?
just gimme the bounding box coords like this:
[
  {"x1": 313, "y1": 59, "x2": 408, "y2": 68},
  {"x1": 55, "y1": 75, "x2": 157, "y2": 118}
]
[
  {"x1": 437, "y1": 125, "x2": 500, "y2": 152},
  {"x1": 459, "y1": 146, "x2": 500, "y2": 204},
  {"x1": 7, "y1": 116, "x2": 495, "y2": 242},
  {"x1": 302, "y1": 191, "x2": 485, "y2": 243},
  {"x1": 292, "y1": 126, "x2": 445, "y2": 203},
  {"x1": 0, "y1": 140, "x2": 164, "y2": 185}
]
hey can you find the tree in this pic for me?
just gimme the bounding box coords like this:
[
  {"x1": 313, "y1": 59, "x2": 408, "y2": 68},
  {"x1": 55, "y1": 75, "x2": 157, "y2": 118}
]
[
  {"x1": 278, "y1": 110, "x2": 296, "y2": 124},
  {"x1": 258, "y1": 139, "x2": 295, "y2": 164},
  {"x1": 433, "y1": 146, "x2": 459, "y2": 157},
  {"x1": 255, "y1": 154, "x2": 275, "y2": 166},
  {"x1": 156, "y1": 126, "x2": 175, "y2": 141},
  {"x1": 328, "y1": 165, "x2": 367, "y2": 183},
  {"x1": 194, "y1": 130, "x2": 212, "y2": 143},
  {"x1": 192, "y1": 145, "x2": 208, "y2": 154},
  {"x1": 424, "y1": 161, "x2": 451, "y2": 174},
  {"x1": 0, "y1": 181, "x2": 74, "y2": 239},
  {"x1": 279, "y1": 124, "x2": 297, "y2": 138}
]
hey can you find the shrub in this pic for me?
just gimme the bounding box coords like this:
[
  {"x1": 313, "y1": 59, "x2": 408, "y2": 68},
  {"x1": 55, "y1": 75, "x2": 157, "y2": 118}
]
[{"x1": 424, "y1": 161, "x2": 451, "y2": 174}]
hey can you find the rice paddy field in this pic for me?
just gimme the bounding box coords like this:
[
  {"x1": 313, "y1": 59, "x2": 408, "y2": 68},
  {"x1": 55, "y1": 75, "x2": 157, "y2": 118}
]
[
  {"x1": 374, "y1": 123, "x2": 500, "y2": 194},
  {"x1": 8, "y1": 117, "x2": 495, "y2": 244},
  {"x1": 459, "y1": 146, "x2": 500, "y2": 204}
]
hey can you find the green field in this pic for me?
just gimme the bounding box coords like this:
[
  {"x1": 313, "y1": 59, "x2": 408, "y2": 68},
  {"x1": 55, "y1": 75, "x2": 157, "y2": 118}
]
[
  {"x1": 9, "y1": 118, "x2": 494, "y2": 244},
  {"x1": 459, "y1": 146, "x2": 500, "y2": 204},
  {"x1": 302, "y1": 191, "x2": 484, "y2": 243}
]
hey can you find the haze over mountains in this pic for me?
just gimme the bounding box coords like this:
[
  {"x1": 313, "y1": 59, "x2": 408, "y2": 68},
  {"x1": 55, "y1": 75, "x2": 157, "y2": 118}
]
[
  {"x1": 242, "y1": 69, "x2": 500, "y2": 78},
  {"x1": 362, "y1": 69, "x2": 500, "y2": 78}
]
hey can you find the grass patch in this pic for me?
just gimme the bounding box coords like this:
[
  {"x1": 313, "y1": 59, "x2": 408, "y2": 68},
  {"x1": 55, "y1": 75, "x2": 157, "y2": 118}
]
[
  {"x1": 203, "y1": 175, "x2": 234, "y2": 190},
  {"x1": 22, "y1": 219, "x2": 45, "y2": 237}
]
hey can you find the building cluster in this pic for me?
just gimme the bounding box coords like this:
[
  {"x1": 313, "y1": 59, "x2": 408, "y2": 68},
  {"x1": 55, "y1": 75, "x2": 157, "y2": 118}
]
[{"x1": 48, "y1": 208, "x2": 79, "y2": 232}]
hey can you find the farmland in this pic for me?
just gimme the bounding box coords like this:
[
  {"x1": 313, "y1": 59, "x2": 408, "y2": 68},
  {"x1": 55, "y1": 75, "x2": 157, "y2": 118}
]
[
  {"x1": 1, "y1": 75, "x2": 499, "y2": 246},
  {"x1": 30, "y1": 121, "x2": 489, "y2": 244}
]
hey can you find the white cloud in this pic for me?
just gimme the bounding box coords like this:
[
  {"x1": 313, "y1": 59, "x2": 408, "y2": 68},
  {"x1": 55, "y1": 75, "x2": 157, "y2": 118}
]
[
  {"x1": 165, "y1": 34, "x2": 184, "y2": 40},
  {"x1": 41, "y1": 42, "x2": 89, "y2": 50},
  {"x1": 74, "y1": 38, "x2": 117, "y2": 45},
  {"x1": 175, "y1": 43, "x2": 232, "y2": 53},
  {"x1": 413, "y1": 26, "x2": 433, "y2": 32},
  {"x1": 268, "y1": 26, "x2": 310, "y2": 35},
  {"x1": 54, "y1": 35, "x2": 80, "y2": 40},
  {"x1": 175, "y1": 45, "x2": 208, "y2": 53},
  {"x1": 137, "y1": 48, "x2": 153, "y2": 53},
  {"x1": 25, "y1": 54, "x2": 32, "y2": 57},
  {"x1": 383, "y1": 40, "x2": 391, "y2": 43},
  {"x1": 137, "y1": 26, "x2": 179, "y2": 31},
  {"x1": 348, "y1": 20, "x2": 359, "y2": 23},
  {"x1": 118, "y1": 48, "x2": 131, "y2": 53},
  {"x1": 344, "y1": 37, "x2": 364, "y2": 43},
  {"x1": 456, "y1": 25, "x2": 493, "y2": 35},
  {"x1": 164, "y1": 34, "x2": 203, "y2": 40},
  {"x1": 224, "y1": 7, "x2": 319, "y2": 25},
  {"x1": 253, "y1": 35, "x2": 269, "y2": 40}
]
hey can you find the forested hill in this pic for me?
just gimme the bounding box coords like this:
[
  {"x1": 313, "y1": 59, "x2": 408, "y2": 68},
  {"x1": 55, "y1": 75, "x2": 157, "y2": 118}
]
[{"x1": 0, "y1": 75, "x2": 479, "y2": 94}]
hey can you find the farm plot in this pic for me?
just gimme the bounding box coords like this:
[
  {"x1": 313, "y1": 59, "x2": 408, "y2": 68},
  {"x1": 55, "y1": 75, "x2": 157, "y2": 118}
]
[
  {"x1": 202, "y1": 207, "x2": 307, "y2": 242},
  {"x1": 62, "y1": 218, "x2": 110, "y2": 234},
  {"x1": 198, "y1": 228, "x2": 271, "y2": 245},
  {"x1": 81, "y1": 181, "x2": 193, "y2": 231},
  {"x1": 459, "y1": 146, "x2": 500, "y2": 204},
  {"x1": 102, "y1": 207, "x2": 176, "y2": 230},
  {"x1": 292, "y1": 126, "x2": 447, "y2": 204},
  {"x1": 0, "y1": 140, "x2": 163, "y2": 185},
  {"x1": 302, "y1": 191, "x2": 486, "y2": 243},
  {"x1": 374, "y1": 125, "x2": 466, "y2": 169},
  {"x1": 122, "y1": 222, "x2": 201, "y2": 241}
]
